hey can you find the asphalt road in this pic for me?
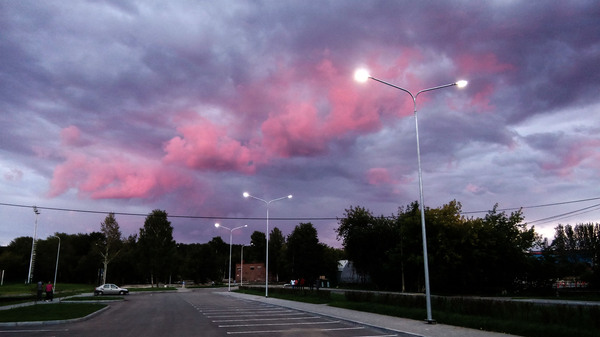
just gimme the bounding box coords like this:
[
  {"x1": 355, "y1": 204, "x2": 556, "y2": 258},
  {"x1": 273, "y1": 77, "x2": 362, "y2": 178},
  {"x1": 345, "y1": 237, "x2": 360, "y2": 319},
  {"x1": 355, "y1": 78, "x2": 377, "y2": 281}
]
[{"x1": 0, "y1": 289, "x2": 400, "y2": 337}]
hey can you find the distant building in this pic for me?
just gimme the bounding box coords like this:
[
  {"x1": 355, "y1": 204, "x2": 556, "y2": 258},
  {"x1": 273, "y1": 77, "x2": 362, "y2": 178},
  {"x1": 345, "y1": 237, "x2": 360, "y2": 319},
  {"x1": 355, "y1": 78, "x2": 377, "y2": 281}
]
[
  {"x1": 338, "y1": 260, "x2": 370, "y2": 284},
  {"x1": 235, "y1": 262, "x2": 273, "y2": 283}
]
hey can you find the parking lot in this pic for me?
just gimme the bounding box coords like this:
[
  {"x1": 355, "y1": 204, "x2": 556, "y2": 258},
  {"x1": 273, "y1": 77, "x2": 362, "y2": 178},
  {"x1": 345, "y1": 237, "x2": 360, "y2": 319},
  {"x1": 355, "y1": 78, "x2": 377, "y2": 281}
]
[{"x1": 188, "y1": 293, "x2": 399, "y2": 336}]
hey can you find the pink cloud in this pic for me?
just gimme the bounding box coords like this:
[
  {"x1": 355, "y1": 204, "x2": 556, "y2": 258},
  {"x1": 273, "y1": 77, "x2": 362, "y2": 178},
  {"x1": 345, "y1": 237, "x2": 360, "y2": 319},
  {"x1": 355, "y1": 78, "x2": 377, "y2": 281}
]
[
  {"x1": 366, "y1": 168, "x2": 393, "y2": 186},
  {"x1": 60, "y1": 125, "x2": 85, "y2": 147},
  {"x1": 465, "y1": 183, "x2": 486, "y2": 195},
  {"x1": 457, "y1": 53, "x2": 516, "y2": 112},
  {"x1": 541, "y1": 139, "x2": 600, "y2": 177},
  {"x1": 261, "y1": 102, "x2": 328, "y2": 157},
  {"x1": 457, "y1": 53, "x2": 515, "y2": 75},
  {"x1": 163, "y1": 116, "x2": 261, "y2": 173},
  {"x1": 49, "y1": 152, "x2": 192, "y2": 199}
]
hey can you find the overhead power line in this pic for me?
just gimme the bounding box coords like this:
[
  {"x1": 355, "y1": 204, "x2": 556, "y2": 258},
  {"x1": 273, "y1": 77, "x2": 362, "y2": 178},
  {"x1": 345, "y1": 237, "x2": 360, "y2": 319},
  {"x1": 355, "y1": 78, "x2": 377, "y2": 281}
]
[
  {"x1": 2, "y1": 196, "x2": 600, "y2": 223},
  {"x1": 0, "y1": 202, "x2": 338, "y2": 221}
]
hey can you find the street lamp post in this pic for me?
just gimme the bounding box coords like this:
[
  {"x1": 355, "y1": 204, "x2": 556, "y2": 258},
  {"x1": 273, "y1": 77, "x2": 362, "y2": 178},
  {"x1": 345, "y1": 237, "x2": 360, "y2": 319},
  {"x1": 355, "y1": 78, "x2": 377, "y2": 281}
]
[
  {"x1": 27, "y1": 206, "x2": 40, "y2": 284},
  {"x1": 243, "y1": 192, "x2": 292, "y2": 297},
  {"x1": 240, "y1": 245, "x2": 244, "y2": 286},
  {"x1": 355, "y1": 69, "x2": 467, "y2": 324},
  {"x1": 52, "y1": 236, "x2": 61, "y2": 293},
  {"x1": 215, "y1": 223, "x2": 247, "y2": 291}
]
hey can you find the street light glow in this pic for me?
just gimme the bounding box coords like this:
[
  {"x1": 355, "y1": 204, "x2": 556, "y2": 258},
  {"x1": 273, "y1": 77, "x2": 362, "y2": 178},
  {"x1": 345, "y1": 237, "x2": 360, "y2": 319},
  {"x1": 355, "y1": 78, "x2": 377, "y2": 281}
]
[
  {"x1": 354, "y1": 68, "x2": 370, "y2": 82},
  {"x1": 456, "y1": 80, "x2": 468, "y2": 88}
]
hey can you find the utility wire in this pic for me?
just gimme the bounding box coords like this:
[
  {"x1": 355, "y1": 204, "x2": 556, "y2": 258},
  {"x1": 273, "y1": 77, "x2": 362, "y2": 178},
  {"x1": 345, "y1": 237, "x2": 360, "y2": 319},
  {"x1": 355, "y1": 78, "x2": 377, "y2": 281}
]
[
  {"x1": 2, "y1": 196, "x2": 600, "y2": 223},
  {"x1": 0, "y1": 202, "x2": 337, "y2": 221}
]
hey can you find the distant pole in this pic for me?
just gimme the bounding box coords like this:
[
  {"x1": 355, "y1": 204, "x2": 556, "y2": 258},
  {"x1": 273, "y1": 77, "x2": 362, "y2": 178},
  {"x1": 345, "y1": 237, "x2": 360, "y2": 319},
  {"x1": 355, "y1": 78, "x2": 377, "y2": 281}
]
[
  {"x1": 243, "y1": 192, "x2": 292, "y2": 297},
  {"x1": 215, "y1": 223, "x2": 247, "y2": 291},
  {"x1": 240, "y1": 245, "x2": 244, "y2": 286},
  {"x1": 53, "y1": 236, "x2": 61, "y2": 293},
  {"x1": 26, "y1": 206, "x2": 40, "y2": 284}
]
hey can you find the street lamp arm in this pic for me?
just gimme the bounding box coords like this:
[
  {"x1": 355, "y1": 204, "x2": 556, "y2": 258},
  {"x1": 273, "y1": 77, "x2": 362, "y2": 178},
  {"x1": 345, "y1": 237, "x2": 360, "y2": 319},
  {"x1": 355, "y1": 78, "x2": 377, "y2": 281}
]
[
  {"x1": 368, "y1": 76, "x2": 414, "y2": 99},
  {"x1": 243, "y1": 193, "x2": 267, "y2": 204},
  {"x1": 233, "y1": 225, "x2": 248, "y2": 231},
  {"x1": 416, "y1": 82, "x2": 459, "y2": 97},
  {"x1": 267, "y1": 195, "x2": 293, "y2": 204}
]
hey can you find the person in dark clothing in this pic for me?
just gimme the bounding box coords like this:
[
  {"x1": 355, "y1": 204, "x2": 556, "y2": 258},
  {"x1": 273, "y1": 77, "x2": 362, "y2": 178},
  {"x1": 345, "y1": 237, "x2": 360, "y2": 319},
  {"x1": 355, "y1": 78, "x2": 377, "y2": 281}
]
[{"x1": 37, "y1": 281, "x2": 43, "y2": 301}]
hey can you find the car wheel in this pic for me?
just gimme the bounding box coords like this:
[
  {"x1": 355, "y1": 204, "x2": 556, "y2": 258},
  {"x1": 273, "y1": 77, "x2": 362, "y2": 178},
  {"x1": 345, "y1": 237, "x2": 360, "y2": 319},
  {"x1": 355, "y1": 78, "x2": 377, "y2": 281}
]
[{"x1": 119, "y1": 291, "x2": 125, "y2": 295}]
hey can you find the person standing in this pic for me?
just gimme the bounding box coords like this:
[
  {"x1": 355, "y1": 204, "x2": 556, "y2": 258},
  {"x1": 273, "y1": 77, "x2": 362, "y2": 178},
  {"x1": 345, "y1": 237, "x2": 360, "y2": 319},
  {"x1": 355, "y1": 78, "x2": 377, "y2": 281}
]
[
  {"x1": 45, "y1": 281, "x2": 53, "y2": 301},
  {"x1": 36, "y1": 281, "x2": 43, "y2": 301}
]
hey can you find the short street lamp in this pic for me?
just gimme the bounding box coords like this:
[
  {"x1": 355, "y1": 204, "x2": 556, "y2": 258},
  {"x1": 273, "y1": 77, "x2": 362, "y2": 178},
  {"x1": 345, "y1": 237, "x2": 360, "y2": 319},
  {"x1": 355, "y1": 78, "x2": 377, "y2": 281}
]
[
  {"x1": 243, "y1": 192, "x2": 292, "y2": 297},
  {"x1": 215, "y1": 223, "x2": 247, "y2": 291},
  {"x1": 355, "y1": 69, "x2": 467, "y2": 324}
]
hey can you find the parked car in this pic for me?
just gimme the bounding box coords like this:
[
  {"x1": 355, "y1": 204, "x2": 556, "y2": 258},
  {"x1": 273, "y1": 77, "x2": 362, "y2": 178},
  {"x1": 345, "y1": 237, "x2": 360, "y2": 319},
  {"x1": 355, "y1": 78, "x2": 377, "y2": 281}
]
[{"x1": 94, "y1": 283, "x2": 129, "y2": 295}]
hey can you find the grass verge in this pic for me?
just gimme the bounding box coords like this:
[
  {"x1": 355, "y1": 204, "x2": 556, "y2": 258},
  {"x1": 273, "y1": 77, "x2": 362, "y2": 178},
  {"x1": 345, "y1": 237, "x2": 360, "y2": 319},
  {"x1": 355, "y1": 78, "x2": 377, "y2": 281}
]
[
  {"x1": 238, "y1": 287, "x2": 600, "y2": 337},
  {"x1": 0, "y1": 303, "x2": 106, "y2": 323}
]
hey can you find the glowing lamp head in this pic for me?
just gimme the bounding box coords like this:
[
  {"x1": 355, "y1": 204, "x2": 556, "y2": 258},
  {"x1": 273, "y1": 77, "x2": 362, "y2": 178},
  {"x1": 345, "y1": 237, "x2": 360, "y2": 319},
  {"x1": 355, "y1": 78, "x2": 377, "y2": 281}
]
[
  {"x1": 456, "y1": 80, "x2": 468, "y2": 88},
  {"x1": 354, "y1": 69, "x2": 370, "y2": 83},
  {"x1": 287, "y1": 195, "x2": 293, "y2": 199},
  {"x1": 214, "y1": 223, "x2": 220, "y2": 228},
  {"x1": 243, "y1": 192, "x2": 249, "y2": 198}
]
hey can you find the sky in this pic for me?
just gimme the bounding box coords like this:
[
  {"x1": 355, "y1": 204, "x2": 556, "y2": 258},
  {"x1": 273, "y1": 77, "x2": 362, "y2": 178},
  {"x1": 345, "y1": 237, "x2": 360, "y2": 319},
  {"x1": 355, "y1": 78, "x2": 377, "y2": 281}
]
[{"x1": 1, "y1": 0, "x2": 599, "y2": 248}]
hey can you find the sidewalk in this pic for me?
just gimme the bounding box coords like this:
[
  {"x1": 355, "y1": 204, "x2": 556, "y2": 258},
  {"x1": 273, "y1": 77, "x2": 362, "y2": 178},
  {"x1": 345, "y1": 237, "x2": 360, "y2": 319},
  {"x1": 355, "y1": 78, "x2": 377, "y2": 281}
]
[{"x1": 220, "y1": 291, "x2": 521, "y2": 337}]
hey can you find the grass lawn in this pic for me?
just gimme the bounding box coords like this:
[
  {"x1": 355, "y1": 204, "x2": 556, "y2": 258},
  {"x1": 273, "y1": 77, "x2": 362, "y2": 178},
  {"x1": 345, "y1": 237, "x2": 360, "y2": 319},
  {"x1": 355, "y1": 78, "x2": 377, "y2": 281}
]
[{"x1": 0, "y1": 303, "x2": 107, "y2": 323}]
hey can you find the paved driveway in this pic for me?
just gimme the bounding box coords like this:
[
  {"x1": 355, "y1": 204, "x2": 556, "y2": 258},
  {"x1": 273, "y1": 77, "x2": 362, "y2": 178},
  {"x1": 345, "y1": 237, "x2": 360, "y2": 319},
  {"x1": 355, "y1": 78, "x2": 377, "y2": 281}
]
[{"x1": 0, "y1": 289, "x2": 399, "y2": 337}]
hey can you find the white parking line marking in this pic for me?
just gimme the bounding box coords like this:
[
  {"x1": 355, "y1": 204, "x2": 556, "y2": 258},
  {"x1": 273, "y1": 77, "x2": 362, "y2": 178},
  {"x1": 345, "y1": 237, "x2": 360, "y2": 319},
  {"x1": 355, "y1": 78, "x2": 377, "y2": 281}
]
[
  {"x1": 213, "y1": 315, "x2": 319, "y2": 322},
  {"x1": 225, "y1": 326, "x2": 365, "y2": 335},
  {"x1": 219, "y1": 320, "x2": 340, "y2": 328}
]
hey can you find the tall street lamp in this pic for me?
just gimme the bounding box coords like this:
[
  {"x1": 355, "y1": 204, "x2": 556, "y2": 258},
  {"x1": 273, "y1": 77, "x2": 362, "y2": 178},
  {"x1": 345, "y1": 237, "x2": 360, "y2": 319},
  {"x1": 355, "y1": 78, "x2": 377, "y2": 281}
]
[
  {"x1": 355, "y1": 69, "x2": 467, "y2": 324},
  {"x1": 243, "y1": 192, "x2": 292, "y2": 297},
  {"x1": 215, "y1": 223, "x2": 247, "y2": 291},
  {"x1": 52, "y1": 235, "x2": 61, "y2": 294},
  {"x1": 27, "y1": 206, "x2": 40, "y2": 284}
]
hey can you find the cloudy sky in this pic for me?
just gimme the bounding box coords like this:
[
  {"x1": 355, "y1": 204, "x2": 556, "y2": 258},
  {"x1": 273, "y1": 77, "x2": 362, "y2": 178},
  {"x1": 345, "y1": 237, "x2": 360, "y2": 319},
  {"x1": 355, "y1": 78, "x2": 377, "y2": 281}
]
[{"x1": 1, "y1": 0, "x2": 599, "y2": 248}]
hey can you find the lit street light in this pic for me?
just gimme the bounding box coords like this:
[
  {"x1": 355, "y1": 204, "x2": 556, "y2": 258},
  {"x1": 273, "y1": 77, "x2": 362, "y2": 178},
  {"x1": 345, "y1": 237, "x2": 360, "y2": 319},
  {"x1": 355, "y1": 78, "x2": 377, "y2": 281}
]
[
  {"x1": 215, "y1": 223, "x2": 247, "y2": 291},
  {"x1": 243, "y1": 192, "x2": 292, "y2": 297},
  {"x1": 27, "y1": 206, "x2": 40, "y2": 284},
  {"x1": 355, "y1": 68, "x2": 467, "y2": 324}
]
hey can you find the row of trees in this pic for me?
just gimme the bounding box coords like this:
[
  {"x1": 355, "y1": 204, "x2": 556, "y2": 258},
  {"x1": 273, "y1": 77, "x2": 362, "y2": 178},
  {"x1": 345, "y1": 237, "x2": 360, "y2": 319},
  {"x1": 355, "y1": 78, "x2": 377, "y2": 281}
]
[
  {"x1": 0, "y1": 210, "x2": 342, "y2": 287},
  {"x1": 337, "y1": 200, "x2": 600, "y2": 294},
  {"x1": 1, "y1": 201, "x2": 598, "y2": 295}
]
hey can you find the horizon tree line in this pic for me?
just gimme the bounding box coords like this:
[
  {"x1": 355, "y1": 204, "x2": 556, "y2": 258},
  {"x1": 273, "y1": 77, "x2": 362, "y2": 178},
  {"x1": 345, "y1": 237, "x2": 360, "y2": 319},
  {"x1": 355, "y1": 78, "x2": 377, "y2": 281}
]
[{"x1": 1, "y1": 201, "x2": 598, "y2": 295}]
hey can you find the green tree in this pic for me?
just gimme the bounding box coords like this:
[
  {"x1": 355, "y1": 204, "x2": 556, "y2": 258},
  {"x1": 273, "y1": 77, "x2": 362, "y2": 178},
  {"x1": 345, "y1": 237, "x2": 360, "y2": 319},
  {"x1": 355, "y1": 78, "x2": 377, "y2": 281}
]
[
  {"x1": 0, "y1": 237, "x2": 34, "y2": 283},
  {"x1": 287, "y1": 223, "x2": 321, "y2": 281},
  {"x1": 269, "y1": 227, "x2": 286, "y2": 282},
  {"x1": 99, "y1": 213, "x2": 122, "y2": 284},
  {"x1": 110, "y1": 234, "x2": 139, "y2": 284},
  {"x1": 138, "y1": 210, "x2": 176, "y2": 286},
  {"x1": 248, "y1": 231, "x2": 266, "y2": 263}
]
